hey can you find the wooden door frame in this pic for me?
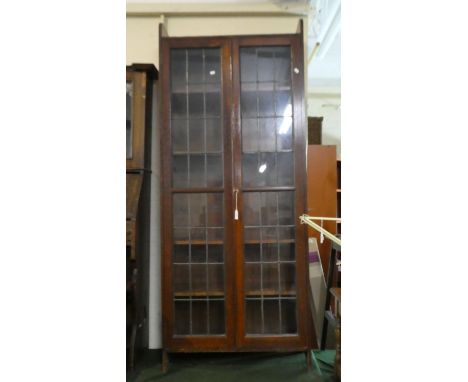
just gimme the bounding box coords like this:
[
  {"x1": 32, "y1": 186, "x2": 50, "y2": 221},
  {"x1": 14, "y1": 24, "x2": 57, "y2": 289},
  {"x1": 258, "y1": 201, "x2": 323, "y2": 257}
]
[
  {"x1": 160, "y1": 36, "x2": 236, "y2": 351},
  {"x1": 231, "y1": 33, "x2": 314, "y2": 351}
]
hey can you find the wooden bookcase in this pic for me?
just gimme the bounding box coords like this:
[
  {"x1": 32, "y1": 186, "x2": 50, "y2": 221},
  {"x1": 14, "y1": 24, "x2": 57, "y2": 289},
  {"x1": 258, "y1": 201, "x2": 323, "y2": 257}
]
[
  {"x1": 126, "y1": 64, "x2": 158, "y2": 369},
  {"x1": 159, "y1": 21, "x2": 315, "y2": 368}
]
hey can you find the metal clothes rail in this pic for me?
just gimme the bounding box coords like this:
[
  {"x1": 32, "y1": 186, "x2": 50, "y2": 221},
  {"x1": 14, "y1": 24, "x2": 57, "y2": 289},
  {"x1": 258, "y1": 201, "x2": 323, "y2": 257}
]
[{"x1": 299, "y1": 214, "x2": 341, "y2": 246}]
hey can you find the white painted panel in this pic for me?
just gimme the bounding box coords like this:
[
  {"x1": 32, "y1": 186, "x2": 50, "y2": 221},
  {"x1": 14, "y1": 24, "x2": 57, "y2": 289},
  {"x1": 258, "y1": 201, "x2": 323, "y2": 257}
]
[
  {"x1": 126, "y1": 17, "x2": 160, "y2": 67},
  {"x1": 167, "y1": 16, "x2": 300, "y2": 37},
  {"x1": 149, "y1": 83, "x2": 162, "y2": 348}
]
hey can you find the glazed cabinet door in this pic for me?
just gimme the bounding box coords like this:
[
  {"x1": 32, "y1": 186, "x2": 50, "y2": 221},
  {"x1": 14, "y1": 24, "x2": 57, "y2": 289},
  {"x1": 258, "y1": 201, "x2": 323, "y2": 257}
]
[
  {"x1": 161, "y1": 39, "x2": 235, "y2": 351},
  {"x1": 161, "y1": 33, "x2": 312, "y2": 352},
  {"x1": 233, "y1": 36, "x2": 310, "y2": 350}
]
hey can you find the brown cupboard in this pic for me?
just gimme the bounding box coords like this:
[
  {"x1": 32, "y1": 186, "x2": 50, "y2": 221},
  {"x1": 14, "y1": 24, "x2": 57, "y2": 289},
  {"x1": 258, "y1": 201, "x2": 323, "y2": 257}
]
[
  {"x1": 306, "y1": 145, "x2": 337, "y2": 277},
  {"x1": 159, "y1": 22, "x2": 315, "y2": 366}
]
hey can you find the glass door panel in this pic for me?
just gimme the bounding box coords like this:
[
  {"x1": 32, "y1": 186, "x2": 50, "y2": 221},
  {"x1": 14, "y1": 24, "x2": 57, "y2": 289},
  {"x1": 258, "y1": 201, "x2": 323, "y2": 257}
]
[
  {"x1": 171, "y1": 48, "x2": 223, "y2": 190},
  {"x1": 240, "y1": 46, "x2": 298, "y2": 336},
  {"x1": 243, "y1": 191, "x2": 297, "y2": 335},
  {"x1": 170, "y1": 47, "x2": 226, "y2": 336}
]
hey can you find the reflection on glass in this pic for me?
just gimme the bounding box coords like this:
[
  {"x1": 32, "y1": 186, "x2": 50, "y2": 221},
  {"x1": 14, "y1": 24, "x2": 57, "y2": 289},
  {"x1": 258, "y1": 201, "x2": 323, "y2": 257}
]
[
  {"x1": 275, "y1": 87, "x2": 292, "y2": 117},
  {"x1": 277, "y1": 117, "x2": 293, "y2": 151},
  {"x1": 170, "y1": 47, "x2": 223, "y2": 189},
  {"x1": 240, "y1": 46, "x2": 294, "y2": 188},
  {"x1": 278, "y1": 110, "x2": 292, "y2": 134},
  {"x1": 205, "y1": 48, "x2": 221, "y2": 83},
  {"x1": 260, "y1": 152, "x2": 277, "y2": 186}
]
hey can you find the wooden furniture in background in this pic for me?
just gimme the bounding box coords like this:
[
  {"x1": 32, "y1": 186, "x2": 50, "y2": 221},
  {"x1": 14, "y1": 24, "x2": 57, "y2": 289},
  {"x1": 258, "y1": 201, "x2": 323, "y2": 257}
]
[
  {"x1": 320, "y1": 239, "x2": 340, "y2": 350},
  {"x1": 330, "y1": 287, "x2": 341, "y2": 380},
  {"x1": 159, "y1": 21, "x2": 315, "y2": 370},
  {"x1": 307, "y1": 117, "x2": 323, "y2": 144},
  {"x1": 126, "y1": 64, "x2": 158, "y2": 370},
  {"x1": 306, "y1": 145, "x2": 337, "y2": 277}
]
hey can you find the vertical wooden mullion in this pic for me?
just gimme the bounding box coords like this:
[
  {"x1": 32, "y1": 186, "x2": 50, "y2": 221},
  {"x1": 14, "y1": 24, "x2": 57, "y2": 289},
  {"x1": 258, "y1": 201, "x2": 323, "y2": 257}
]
[
  {"x1": 221, "y1": 38, "x2": 235, "y2": 350},
  {"x1": 231, "y1": 37, "x2": 245, "y2": 348}
]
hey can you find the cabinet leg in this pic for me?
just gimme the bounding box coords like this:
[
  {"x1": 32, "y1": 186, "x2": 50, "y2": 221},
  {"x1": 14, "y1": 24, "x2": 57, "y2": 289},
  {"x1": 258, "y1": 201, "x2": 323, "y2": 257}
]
[
  {"x1": 129, "y1": 323, "x2": 137, "y2": 371},
  {"x1": 304, "y1": 350, "x2": 312, "y2": 370},
  {"x1": 335, "y1": 320, "x2": 341, "y2": 380},
  {"x1": 161, "y1": 350, "x2": 169, "y2": 373}
]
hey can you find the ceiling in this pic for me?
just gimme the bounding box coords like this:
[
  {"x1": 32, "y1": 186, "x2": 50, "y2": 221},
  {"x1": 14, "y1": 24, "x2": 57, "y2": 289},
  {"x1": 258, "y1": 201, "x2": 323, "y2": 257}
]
[
  {"x1": 308, "y1": 30, "x2": 340, "y2": 88},
  {"x1": 127, "y1": 0, "x2": 341, "y2": 89}
]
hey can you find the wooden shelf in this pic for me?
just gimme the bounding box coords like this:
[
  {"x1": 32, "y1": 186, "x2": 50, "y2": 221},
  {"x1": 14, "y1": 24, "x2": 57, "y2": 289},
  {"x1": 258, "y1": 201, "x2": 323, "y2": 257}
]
[
  {"x1": 245, "y1": 289, "x2": 296, "y2": 297},
  {"x1": 174, "y1": 290, "x2": 225, "y2": 297},
  {"x1": 245, "y1": 239, "x2": 295, "y2": 244},
  {"x1": 174, "y1": 239, "x2": 295, "y2": 245},
  {"x1": 174, "y1": 240, "x2": 224, "y2": 245},
  {"x1": 171, "y1": 83, "x2": 221, "y2": 93},
  {"x1": 240, "y1": 83, "x2": 292, "y2": 91},
  {"x1": 172, "y1": 151, "x2": 223, "y2": 155},
  {"x1": 174, "y1": 289, "x2": 296, "y2": 298}
]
